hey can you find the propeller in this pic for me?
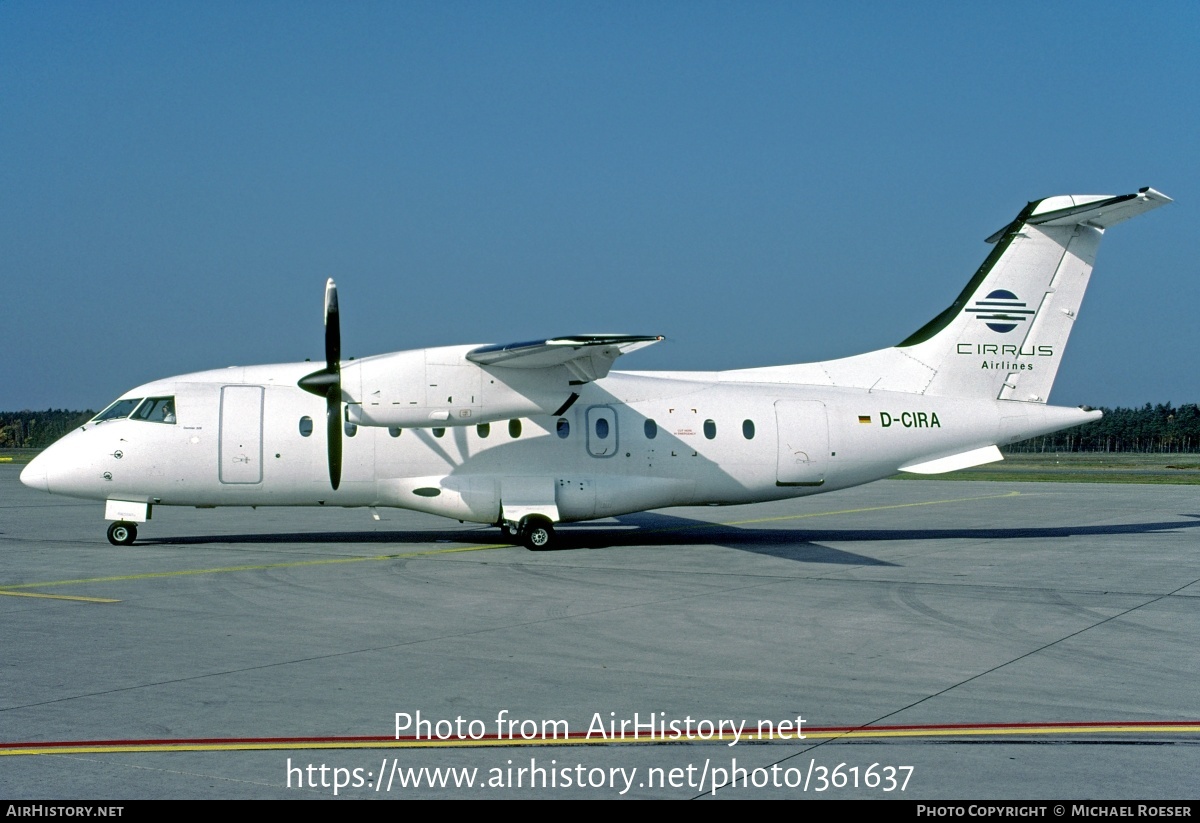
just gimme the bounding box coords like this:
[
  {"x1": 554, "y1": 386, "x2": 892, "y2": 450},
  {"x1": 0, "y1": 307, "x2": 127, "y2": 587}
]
[{"x1": 298, "y1": 278, "x2": 343, "y2": 490}]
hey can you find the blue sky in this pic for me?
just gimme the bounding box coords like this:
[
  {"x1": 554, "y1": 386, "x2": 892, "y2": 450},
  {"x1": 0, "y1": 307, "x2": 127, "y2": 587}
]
[{"x1": 2, "y1": 2, "x2": 1196, "y2": 410}]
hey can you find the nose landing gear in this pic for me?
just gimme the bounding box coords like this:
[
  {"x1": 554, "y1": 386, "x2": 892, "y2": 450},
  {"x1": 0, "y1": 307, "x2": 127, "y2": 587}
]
[{"x1": 107, "y1": 521, "x2": 138, "y2": 546}]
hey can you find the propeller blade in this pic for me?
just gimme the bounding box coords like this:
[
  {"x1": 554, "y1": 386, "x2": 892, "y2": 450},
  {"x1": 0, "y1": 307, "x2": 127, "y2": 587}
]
[
  {"x1": 325, "y1": 278, "x2": 340, "y2": 371},
  {"x1": 323, "y1": 279, "x2": 342, "y2": 489},
  {"x1": 326, "y1": 386, "x2": 342, "y2": 491},
  {"x1": 299, "y1": 278, "x2": 344, "y2": 490}
]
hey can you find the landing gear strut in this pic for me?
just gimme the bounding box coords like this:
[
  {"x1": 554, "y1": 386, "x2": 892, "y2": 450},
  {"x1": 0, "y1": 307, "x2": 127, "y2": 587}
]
[{"x1": 107, "y1": 521, "x2": 138, "y2": 546}]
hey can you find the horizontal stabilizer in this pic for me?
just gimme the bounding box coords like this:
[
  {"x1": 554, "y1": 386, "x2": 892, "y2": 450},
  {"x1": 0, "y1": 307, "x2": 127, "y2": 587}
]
[
  {"x1": 900, "y1": 445, "x2": 1004, "y2": 474},
  {"x1": 986, "y1": 188, "x2": 1171, "y2": 242},
  {"x1": 467, "y1": 334, "x2": 663, "y2": 382}
]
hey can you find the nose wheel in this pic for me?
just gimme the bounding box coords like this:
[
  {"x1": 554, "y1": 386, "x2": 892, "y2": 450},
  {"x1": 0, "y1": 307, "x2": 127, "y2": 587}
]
[{"x1": 107, "y1": 521, "x2": 138, "y2": 546}]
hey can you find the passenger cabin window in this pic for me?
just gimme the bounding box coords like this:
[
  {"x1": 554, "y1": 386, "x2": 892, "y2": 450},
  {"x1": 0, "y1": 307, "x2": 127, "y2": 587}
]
[
  {"x1": 557, "y1": 418, "x2": 570, "y2": 439},
  {"x1": 594, "y1": 417, "x2": 610, "y2": 439},
  {"x1": 432, "y1": 427, "x2": 446, "y2": 438},
  {"x1": 389, "y1": 427, "x2": 402, "y2": 437},
  {"x1": 131, "y1": 396, "x2": 177, "y2": 424},
  {"x1": 703, "y1": 419, "x2": 716, "y2": 440},
  {"x1": 299, "y1": 416, "x2": 314, "y2": 437},
  {"x1": 509, "y1": 419, "x2": 522, "y2": 438},
  {"x1": 477, "y1": 423, "x2": 490, "y2": 438},
  {"x1": 344, "y1": 421, "x2": 358, "y2": 437},
  {"x1": 93, "y1": 398, "x2": 143, "y2": 423},
  {"x1": 644, "y1": 419, "x2": 658, "y2": 439},
  {"x1": 742, "y1": 419, "x2": 755, "y2": 440}
]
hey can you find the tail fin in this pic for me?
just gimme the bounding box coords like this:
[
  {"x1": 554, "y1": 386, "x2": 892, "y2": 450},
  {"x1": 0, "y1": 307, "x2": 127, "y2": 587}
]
[
  {"x1": 898, "y1": 187, "x2": 1169, "y2": 401},
  {"x1": 721, "y1": 188, "x2": 1170, "y2": 400}
]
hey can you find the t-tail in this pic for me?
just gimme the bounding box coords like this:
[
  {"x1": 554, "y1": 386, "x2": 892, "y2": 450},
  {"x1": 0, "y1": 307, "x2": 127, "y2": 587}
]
[
  {"x1": 728, "y1": 187, "x2": 1171, "y2": 403},
  {"x1": 898, "y1": 187, "x2": 1171, "y2": 402}
]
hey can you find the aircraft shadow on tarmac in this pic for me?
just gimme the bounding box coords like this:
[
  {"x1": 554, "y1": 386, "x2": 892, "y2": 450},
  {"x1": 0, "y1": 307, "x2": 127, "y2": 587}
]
[{"x1": 136, "y1": 511, "x2": 1200, "y2": 567}]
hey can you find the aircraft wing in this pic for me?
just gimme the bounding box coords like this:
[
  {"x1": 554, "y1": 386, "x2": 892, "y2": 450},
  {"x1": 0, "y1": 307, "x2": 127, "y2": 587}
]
[{"x1": 466, "y1": 334, "x2": 664, "y2": 382}]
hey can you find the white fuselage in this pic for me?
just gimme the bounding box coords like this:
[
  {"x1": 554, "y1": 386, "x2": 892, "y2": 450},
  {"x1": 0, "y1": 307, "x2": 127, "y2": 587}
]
[{"x1": 24, "y1": 360, "x2": 1092, "y2": 526}]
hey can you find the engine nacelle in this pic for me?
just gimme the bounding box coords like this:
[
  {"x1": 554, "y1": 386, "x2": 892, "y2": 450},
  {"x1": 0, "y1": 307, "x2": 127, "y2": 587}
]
[{"x1": 342, "y1": 345, "x2": 576, "y2": 429}]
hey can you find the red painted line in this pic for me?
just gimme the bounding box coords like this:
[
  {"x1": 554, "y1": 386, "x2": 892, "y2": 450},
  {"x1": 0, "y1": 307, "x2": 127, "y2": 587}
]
[
  {"x1": 4, "y1": 721, "x2": 1198, "y2": 751},
  {"x1": 854, "y1": 720, "x2": 1200, "y2": 731}
]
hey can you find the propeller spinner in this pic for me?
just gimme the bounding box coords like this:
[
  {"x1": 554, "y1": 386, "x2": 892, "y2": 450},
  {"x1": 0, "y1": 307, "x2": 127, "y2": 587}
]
[{"x1": 298, "y1": 278, "x2": 343, "y2": 490}]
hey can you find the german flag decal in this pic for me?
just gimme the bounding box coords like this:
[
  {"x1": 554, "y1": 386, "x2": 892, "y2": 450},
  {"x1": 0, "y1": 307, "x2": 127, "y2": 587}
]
[{"x1": 858, "y1": 415, "x2": 871, "y2": 424}]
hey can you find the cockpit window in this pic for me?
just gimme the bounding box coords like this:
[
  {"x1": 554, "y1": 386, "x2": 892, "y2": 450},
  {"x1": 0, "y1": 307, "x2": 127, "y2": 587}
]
[
  {"x1": 93, "y1": 398, "x2": 143, "y2": 423},
  {"x1": 131, "y1": 396, "x2": 177, "y2": 424}
]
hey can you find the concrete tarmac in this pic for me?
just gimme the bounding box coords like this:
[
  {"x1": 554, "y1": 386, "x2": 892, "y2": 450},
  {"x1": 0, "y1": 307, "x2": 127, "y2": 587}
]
[{"x1": 2, "y1": 464, "x2": 1198, "y2": 799}]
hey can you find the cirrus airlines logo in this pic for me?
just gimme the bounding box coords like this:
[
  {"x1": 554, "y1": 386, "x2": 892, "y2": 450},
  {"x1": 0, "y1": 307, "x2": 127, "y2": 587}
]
[{"x1": 966, "y1": 289, "x2": 1035, "y2": 333}]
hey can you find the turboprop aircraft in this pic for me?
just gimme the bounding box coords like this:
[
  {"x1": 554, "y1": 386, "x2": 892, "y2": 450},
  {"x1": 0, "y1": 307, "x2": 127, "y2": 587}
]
[{"x1": 21, "y1": 188, "x2": 1170, "y2": 550}]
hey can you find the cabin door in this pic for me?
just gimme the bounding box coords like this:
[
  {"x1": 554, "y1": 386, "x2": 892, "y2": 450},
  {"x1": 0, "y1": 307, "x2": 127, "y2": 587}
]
[
  {"x1": 219, "y1": 385, "x2": 264, "y2": 484},
  {"x1": 774, "y1": 400, "x2": 828, "y2": 487}
]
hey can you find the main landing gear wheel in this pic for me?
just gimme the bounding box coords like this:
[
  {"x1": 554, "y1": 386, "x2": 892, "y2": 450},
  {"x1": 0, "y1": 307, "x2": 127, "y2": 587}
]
[
  {"x1": 519, "y1": 517, "x2": 556, "y2": 551},
  {"x1": 107, "y1": 521, "x2": 137, "y2": 546}
]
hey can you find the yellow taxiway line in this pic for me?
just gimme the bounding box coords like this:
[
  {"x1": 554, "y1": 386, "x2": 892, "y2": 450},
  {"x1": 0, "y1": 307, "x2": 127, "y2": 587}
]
[
  {"x1": 0, "y1": 590, "x2": 119, "y2": 603},
  {"x1": 4, "y1": 720, "x2": 1198, "y2": 756},
  {"x1": 0, "y1": 491, "x2": 1022, "y2": 602}
]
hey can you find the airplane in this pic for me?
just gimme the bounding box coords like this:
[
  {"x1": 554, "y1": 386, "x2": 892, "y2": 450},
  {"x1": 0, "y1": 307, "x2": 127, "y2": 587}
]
[{"x1": 20, "y1": 187, "x2": 1170, "y2": 551}]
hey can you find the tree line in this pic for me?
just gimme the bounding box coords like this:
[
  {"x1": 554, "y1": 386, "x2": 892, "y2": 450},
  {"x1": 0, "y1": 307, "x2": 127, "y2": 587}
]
[
  {"x1": 0, "y1": 409, "x2": 95, "y2": 449},
  {"x1": 4, "y1": 403, "x2": 1200, "y2": 453},
  {"x1": 1003, "y1": 403, "x2": 1200, "y2": 454}
]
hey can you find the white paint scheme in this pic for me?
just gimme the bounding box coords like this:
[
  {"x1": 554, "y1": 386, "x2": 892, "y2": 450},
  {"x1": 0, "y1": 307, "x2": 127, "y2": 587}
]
[
  {"x1": 21, "y1": 189, "x2": 1170, "y2": 549},
  {"x1": 900, "y1": 445, "x2": 1004, "y2": 475},
  {"x1": 104, "y1": 499, "x2": 150, "y2": 523}
]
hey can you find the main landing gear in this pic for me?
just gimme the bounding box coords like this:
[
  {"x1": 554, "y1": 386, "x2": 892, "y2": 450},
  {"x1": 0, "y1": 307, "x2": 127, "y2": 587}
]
[
  {"x1": 107, "y1": 521, "x2": 138, "y2": 546},
  {"x1": 500, "y1": 516, "x2": 557, "y2": 551}
]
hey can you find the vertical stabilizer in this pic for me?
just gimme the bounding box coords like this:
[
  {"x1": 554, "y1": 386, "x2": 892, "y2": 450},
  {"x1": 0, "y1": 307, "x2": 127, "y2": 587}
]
[{"x1": 897, "y1": 188, "x2": 1170, "y2": 402}]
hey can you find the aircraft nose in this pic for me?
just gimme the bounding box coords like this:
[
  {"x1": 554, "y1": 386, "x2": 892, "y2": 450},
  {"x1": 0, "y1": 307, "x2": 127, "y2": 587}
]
[
  {"x1": 20, "y1": 431, "x2": 105, "y2": 498},
  {"x1": 20, "y1": 456, "x2": 48, "y2": 492}
]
